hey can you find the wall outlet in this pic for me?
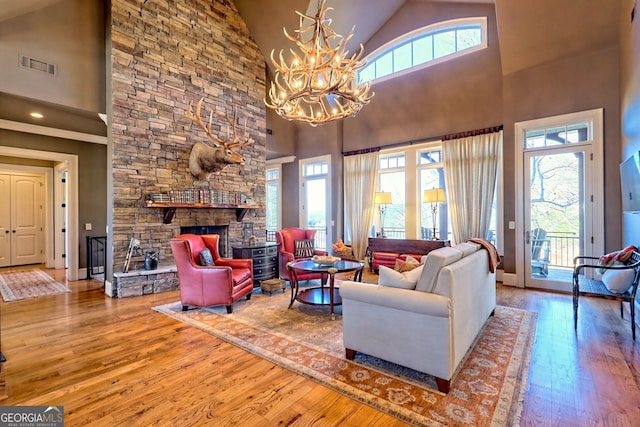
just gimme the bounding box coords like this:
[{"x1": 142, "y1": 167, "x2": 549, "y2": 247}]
[
  {"x1": 85, "y1": 223, "x2": 92, "y2": 231},
  {"x1": 508, "y1": 221, "x2": 516, "y2": 229}
]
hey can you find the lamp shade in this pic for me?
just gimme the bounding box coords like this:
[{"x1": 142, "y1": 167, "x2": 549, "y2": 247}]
[
  {"x1": 374, "y1": 191, "x2": 392, "y2": 205},
  {"x1": 423, "y1": 188, "x2": 446, "y2": 203}
]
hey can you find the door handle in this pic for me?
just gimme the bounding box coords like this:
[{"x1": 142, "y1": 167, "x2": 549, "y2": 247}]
[
  {"x1": 11, "y1": 230, "x2": 16, "y2": 233},
  {"x1": 4, "y1": 230, "x2": 8, "y2": 234},
  {"x1": 525, "y1": 230, "x2": 530, "y2": 244}
]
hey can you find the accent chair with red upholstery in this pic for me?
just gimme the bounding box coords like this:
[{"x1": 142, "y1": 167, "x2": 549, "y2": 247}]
[
  {"x1": 275, "y1": 228, "x2": 328, "y2": 282},
  {"x1": 170, "y1": 234, "x2": 253, "y2": 313}
]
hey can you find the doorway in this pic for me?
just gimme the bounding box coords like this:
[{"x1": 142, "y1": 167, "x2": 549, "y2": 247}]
[
  {"x1": 515, "y1": 109, "x2": 604, "y2": 291},
  {"x1": 0, "y1": 147, "x2": 79, "y2": 281},
  {"x1": 299, "y1": 156, "x2": 331, "y2": 251},
  {"x1": 0, "y1": 172, "x2": 45, "y2": 267}
]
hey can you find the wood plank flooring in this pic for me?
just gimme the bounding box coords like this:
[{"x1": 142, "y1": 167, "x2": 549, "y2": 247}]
[{"x1": 0, "y1": 266, "x2": 639, "y2": 426}]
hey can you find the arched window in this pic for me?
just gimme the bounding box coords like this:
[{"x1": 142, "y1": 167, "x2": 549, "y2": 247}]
[{"x1": 358, "y1": 17, "x2": 487, "y2": 84}]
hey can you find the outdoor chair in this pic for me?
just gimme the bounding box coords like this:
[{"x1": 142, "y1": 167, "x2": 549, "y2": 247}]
[
  {"x1": 573, "y1": 249, "x2": 640, "y2": 340},
  {"x1": 531, "y1": 228, "x2": 550, "y2": 277}
]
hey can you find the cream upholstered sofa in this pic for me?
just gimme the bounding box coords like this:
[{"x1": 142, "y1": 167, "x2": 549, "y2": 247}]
[{"x1": 339, "y1": 242, "x2": 497, "y2": 393}]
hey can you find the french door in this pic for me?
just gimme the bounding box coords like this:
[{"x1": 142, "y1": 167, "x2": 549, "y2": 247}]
[
  {"x1": 299, "y1": 156, "x2": 331, "y2": 251},
  {"x1": 516, "y1": 109, "x2": 603, "y2": 292},
  {"x1": 524, "y1": 147, "x2": 590, "y2": 292}
]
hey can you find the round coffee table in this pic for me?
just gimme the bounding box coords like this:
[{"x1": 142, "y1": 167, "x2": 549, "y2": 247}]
[{"x1": 287, "y1": 259, "x2": 364, "y2": 319}]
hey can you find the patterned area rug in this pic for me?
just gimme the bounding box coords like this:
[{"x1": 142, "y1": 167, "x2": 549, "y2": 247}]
[
  {"x1": 0, "y1": 269, "x2": 70, "y2": 302},
  {"x1": 154, "y1": 287, "x2": 536, "y2": 426}
]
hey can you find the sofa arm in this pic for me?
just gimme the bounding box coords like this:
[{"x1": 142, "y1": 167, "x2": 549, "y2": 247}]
[{"x1": 339, "y1": 281, "x2": 450, "y2": 318}]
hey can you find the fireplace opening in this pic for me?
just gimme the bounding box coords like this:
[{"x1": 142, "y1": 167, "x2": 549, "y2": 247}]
[{"x1": 180, "y1": 225, "x2": 229, "y2": 257}]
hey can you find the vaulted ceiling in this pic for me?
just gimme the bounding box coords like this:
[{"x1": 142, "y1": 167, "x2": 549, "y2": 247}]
[
  {"x1": 0, "y1": 0, "x2": 622, "y2": 132},
  {"x1": 233, "y1": 0, "x2": 620, "y2": 77}
]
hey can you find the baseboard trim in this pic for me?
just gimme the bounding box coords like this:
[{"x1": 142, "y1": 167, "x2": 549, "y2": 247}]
[
  {"x1": 104, "y1": 280, "x2": 114, "y2": 297},
  {"x1": 501, "y1": 272, "x2": 521, "y2": 287}
]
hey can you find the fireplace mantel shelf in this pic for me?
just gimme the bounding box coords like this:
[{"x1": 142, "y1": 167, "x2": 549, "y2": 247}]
[{"x1": 144, "y1": 202, "x2": 261, "y2": 223}]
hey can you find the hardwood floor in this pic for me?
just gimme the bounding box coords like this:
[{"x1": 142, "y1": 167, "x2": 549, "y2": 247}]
[{"x1": 1, "y1": 266, "x2": 639, "y2": 426}]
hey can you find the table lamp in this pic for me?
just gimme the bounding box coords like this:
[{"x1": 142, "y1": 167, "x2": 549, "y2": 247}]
[
  {"x1": 374, "y1": 191, "x2": 392, "y2": 237},
  {"x1": 423, "y1": 188, "x2": 446, "y2": 240}
]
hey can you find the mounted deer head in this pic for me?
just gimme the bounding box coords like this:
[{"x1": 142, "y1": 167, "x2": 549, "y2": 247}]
[{"x1": 182, "y1": 98, "x2": 254, "y2": 181}]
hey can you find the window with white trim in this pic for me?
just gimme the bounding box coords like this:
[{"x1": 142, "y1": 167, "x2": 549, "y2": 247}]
[
  {"x1": 266, "y1": 166, "x2": 281, "y2": 236},
  {"x1": 359, "y1": 17, "x2": 487, "y2": 84}
]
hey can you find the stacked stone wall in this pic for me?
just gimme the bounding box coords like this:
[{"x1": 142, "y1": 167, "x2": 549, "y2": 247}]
[{"x1": 111, "y1": 0, "x2": 266, "y2": 272}]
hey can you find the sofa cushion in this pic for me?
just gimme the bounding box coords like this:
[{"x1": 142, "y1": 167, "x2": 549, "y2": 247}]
[
  {"x1": 453, "y1": 242, "x2": 480, "y2": 257},
  {"x1": 374, "y1": 251, "x2": 400, "y2": 260},
  {"x1": 379, "y1": 264, "x2": 424, "y2": 289},
  {"x1": 294, "y1": 239, "x2": 315, "y2": 258},
  {"x1": 602, "y1": 267, "x2": 635, "y2": 294},
  {"x1": 394, "y1": 256, "x2": 420, "y2": 272},
  {"x1": 415, "y1": 247, "x2": 464, "y2": 293}
]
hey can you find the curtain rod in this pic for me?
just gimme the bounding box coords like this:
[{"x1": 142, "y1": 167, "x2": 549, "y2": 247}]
[{"x1": 342, "y1": 124, "x2": 503, "y2": 156}]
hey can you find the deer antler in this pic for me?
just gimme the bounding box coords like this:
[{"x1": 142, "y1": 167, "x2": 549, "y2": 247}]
[
  {"x1": 183, "y1": 98, "x2": 223, "y2": 148},
  {"x1": 218, "y1": 106, "x2": 255, "y2": 149},
  {"x1": 183, "y1": 98, "x2": 254, "y2": 149}
]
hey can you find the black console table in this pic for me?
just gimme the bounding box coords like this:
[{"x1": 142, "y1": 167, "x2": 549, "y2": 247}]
[{"x1": 232, "y1": 242, "x2": 279, "y2": 286}]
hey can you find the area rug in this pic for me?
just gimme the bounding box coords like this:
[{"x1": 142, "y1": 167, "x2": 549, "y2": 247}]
[
  {"x1": 153, "y1": 288, "x2": 536, "y2": 426},
  {"x1": 0, "y1": 269, "x2": 70, "y2": 302}
]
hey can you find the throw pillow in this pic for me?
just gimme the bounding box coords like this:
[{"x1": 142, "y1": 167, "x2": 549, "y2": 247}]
[
  {"x1": 378, "y1": 264, "x2": 424, "y2": 290},
  {"x1": 602, "y1": 267, "x2": 635, "y2": 294},
  {"x1": 294, "y1": 239, "x2": 315, "y2": 258},
  {"x1": 199, "y1": 248, "x2": 214, "y2": 266},
  {"x1": 394, "y1": 256, "x2": 421, "y2": 272}
]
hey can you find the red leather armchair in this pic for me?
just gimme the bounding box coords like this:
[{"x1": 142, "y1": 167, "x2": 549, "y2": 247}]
[
  {"x1": 275, "y1": 228, "x2": 328, "y2": 282},
  {"x1": 170, "y1": 234, "x2": 253, "y2": 313}
]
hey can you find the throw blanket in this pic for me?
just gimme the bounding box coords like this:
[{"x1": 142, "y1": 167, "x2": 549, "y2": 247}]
[{"x1": 469, "y1": 238, "x2": 501, "y2": 273}]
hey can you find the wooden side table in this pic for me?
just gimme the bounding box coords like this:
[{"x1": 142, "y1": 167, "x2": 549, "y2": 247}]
[{"x1": 232, "y1": 242, "x2": 279, "y2": 286}]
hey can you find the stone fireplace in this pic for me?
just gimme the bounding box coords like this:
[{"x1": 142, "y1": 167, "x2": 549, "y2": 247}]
[
  {"x1": 180, "y1": 225, "x2": 229, "y2": 257},
  {"x1": 109, "y1": 0, "x2": 267, "y2": 298}
]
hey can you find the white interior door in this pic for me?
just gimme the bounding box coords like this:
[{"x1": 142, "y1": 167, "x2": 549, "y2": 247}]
[
  {"x1": 54, "y1": 163, "x2": 68, "y2": 269},
  {"x1": 0, "y1": 174, "x2": 10, "y2": 267},
  {"x1": 11, "y1": 175, "x2": 45, "y2": 265}
]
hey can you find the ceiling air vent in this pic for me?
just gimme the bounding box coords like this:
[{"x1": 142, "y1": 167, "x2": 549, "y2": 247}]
[{"x1": 19, "y1": 55, "x2": 57, "y2": 76}]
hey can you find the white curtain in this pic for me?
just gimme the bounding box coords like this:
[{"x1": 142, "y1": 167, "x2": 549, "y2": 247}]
[
  {"x1": 443, "y1": 130, "x2": 502, "y2": 244},
  {"x1": 344, "y1": 151, "x2": 380, "y2": 260}
]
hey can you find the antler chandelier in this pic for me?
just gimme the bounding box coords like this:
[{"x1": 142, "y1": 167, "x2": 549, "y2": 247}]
[{"x1": 265, "y1": 0, "x2": 374, "y2": 127}]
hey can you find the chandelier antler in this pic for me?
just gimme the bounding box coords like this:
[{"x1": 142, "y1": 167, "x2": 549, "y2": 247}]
[{"x1": 265, "y1": 0, "x2": 374, "y2": 127}]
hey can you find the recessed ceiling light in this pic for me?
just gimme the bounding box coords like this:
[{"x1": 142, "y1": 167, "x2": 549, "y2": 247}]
[{"x1": 30, "y1": 112, "x2": 44, "y2": 119}]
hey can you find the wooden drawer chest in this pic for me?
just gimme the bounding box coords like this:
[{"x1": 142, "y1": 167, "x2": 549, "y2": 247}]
[{"x1": 232, "y1": 242, "x2": 279, "y2": 286}]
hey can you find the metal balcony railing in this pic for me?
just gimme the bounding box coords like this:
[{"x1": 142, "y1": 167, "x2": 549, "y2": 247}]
[{"x1": 545, "y1": 232, "x2": 580, "y2": 268}]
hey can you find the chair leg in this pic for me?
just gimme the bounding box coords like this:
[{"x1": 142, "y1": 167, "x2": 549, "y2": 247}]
[
  {"x1": 621, "y1": 301, "x2": 624, "y2": 319},
  {"x1": 631, "y1": 299, "x2": 636, "y2": 341},
  {"x1": 573, "y1": 292, "x2": 579, "y2": 331},
  {"x1": 246, "y1": 292, "x2": 252, "y2": 300},
  {"x1": 226, "y1": 305, "x2": 233, "y2": 314},
  {"x1": 345, "y1": 348, "x2": 356, "y2": 360},
  {"x1": 182, "y1": 305, "x2": 189, "y2": 311}
]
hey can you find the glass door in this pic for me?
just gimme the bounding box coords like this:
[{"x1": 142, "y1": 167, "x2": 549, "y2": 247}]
[
  {"x1": 300, "y1": 156, "x2": 331, "y2": 251},
  {"x1": 524, "y1": 146, "x2": 591, "y2": 292}
]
